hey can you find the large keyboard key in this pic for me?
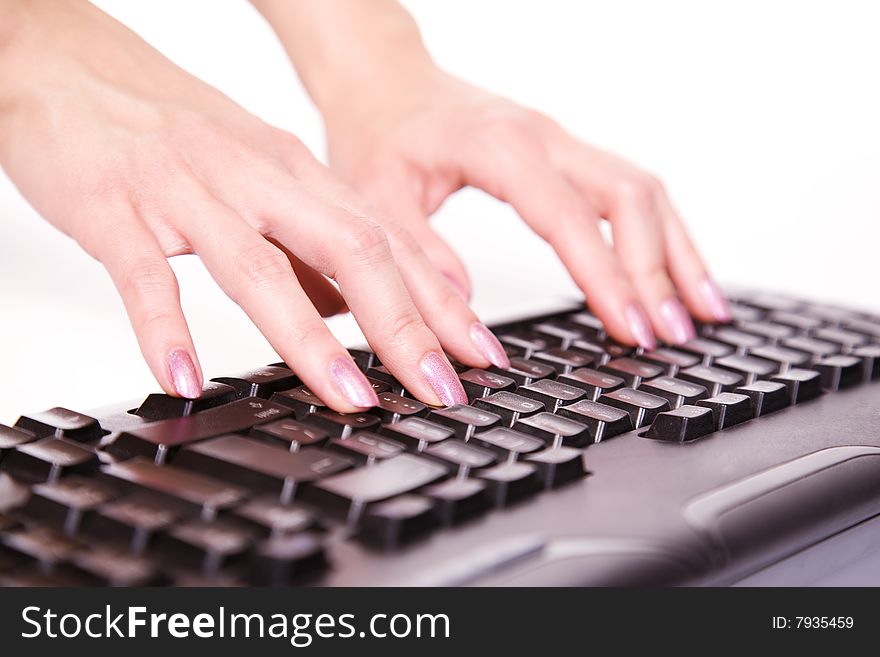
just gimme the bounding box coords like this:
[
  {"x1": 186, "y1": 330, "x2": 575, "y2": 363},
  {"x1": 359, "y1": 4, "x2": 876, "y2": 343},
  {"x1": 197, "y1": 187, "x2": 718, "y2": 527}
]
[
  {"x1": 134, "y1": 382, "x2": 239, "y2": 421},
  {"x1": 637, "y1": 348, "x2": 700, "y2": 376},
  {"x1": 814, "y1": 327, "x2": 869, "y2": 350},
  {"x1": 212, "y1": 366, "x2": 299, "y2": 398},
  {"x1": 101, "y1": 458, "x2": 247, "y2": 520},
  {"x1": 696, "y1": 393, "x2": 754, "y2": 430},
  {"x1": 0, "y1": 424, "x2": 34, "y2": 453},
  {"x1": 644, "y1": 405, "x2": 715, "y2": 442},
  {"x1": 782, "y1": 336, "x2": 839, "y2": 362},
  {"x1": 308, "y1": 454, "x2": 447, "y2": 521},
  {"x1": 328, "y1": 432, "x2": 405, "y2": 465},
  {"x1": 513, "y1": 412, "x2": 592, "y2": 447},
  {"x1": 714, "y1": 354, "x2": 779, "y2": 384},
  {"x1": 488, "y1": 357, "x2": 555, "y2": 386},
  {"x1": 531, "y1": 348, "x2": 595, "y2": 374},
  {"x1": 428, "y1": 405, "x2": 501, "y2": 440},
  {"x1": 598, "y1": 388, "x2": 670, "y2": 429},
  {"x1": 473, "y1": 391, "x2": 545, "y2": 426},
  {"x1": 678, "y1": 338, "x2": 734, "y2": 365},
  {"x1": 424, "y1": 440, "x2": 496, "y2": 472},
  {"x1": 638, "y1": 376, "x2": 708, "y2": 409},
  {"x1": 526, "y1": 447, "x2": 585, "y2": 489},
  {"x1": 677, "y1": 365, "x2": 744, "y2": 396},
  {"x1": 470, "y1": 427, "x2": 544, "y2": 459},
  {"x1": 83, "y1": 492, "x2": 187, "y2": 553},
  {"x1": 174, "y1": 436, "x2": 353, "y2": 501},
  {"x1": 458, "y1": 369, "x2": 516, "y2": 400},
  {"x1": 367, "y1": 392, "x2": 428, "y2": 423},
  {"x1": 22, "y1": 476, "x2": 117, "y2": 535},
  {"x1": 422, "y1": 478, "x2": 489, "y2": 525},
  {"x1": 599, "y1": 358, "x2": 663, "y2": 387},
  {"x1": 2, "y1": 438, "x2": 98, "y2": 483},
  {"x1": 498, "y1": 332, "x2": 550, "y2": 357},
  {"x1": 735, "y1": 381, "x2": 791, "y2": 416},
  {"x1": 476, "y1": 462, "x2": 540, "y2": 507},
  {"x1": 157, "y1": 518, "x2": 257, "y2": 575},
  {"x1": 853, "y1": 345, "x2": 880, "y2": 381},
  {"x1": 771, "y1": 368, "x2": 824, "y2": 404},
  {"x1": 707, "y1": 327, "x2": 766, "y2": 354},
  {"x1": 303, "y1": 410, "x2": 380, "y2": 438},
  {"x1": 107, "y1": 398, "x2": 293, "y2": 464},
  {"x1": 557, "y1": 368, "x2": 624, "y2": 400},
  {"x1": 250, "y1": 418, "x2": 328, "y2": 450},
  {"x1": 555, "y1": 400, "x2": 633, "y2": 442},
  {"x1": 14, "y1": 408, "x2": 103, "y2": 443},
  {"x1": 271, "y1": 386, "x2": 328, "y2": 419},
  {"x1": 379, "y1": 417, "x2": 455, "y2": 451},
  {"x1": 358, "y1": 495, "x2": 436, "y2": 549},
  {"x1": 750, "y1": 344, "x2": 810, "y2": 371},
  {"x1": 248, "y1": 532, "x2": 328, "y2": 586},
  {"x1": 813, "y1": 355, "x2": 863, "y2": 391},
  {"x1": 233, "y1": 496, "x2": 317, "y2": 537},
  {"x1": 517, "y1": 379, "x2": 585, "y2": 412}
]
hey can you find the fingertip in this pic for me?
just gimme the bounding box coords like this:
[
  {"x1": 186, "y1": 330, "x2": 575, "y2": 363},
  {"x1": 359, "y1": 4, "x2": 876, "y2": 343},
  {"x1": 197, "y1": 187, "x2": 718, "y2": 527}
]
[
  {"x1": 168, "y1": 349, "x2": 202, "y2": 399},
  {"x1": 623, "y1": 303, "x2": 657, "y2": 350}
]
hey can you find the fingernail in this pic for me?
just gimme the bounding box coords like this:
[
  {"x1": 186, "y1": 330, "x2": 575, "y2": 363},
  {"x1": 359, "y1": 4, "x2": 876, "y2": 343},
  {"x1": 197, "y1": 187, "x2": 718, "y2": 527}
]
[
  {"x1": 624, "y1": 304, "x2": 656, "y2": 350},
  {"x1": 443, "y1": 272, "x2": 470, "y2": 301},
  {"x1": 659, "y1": 298, "x2": 697, "y2": 344},
  {"x1": 168, "y1": 349, "x2": 201, "y2": 399},
  {"x1": 419, "y1": 352, "x2": 467, "y2": 406},
  {"x1": 699, "y1": 278, "x2": 732, "y2": 323},
  {"x1": 330, "y1": 357, "x2": 379, "y2": 408},
  {"x1": 470, "y1": 322, "x2": 510, "y2": 368}
]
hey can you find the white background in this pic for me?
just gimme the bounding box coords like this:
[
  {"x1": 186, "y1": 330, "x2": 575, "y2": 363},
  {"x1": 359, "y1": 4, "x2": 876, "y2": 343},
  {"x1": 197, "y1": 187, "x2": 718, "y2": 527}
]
[{"x1": 1, "y1": 0, "x2": 878, "y2": 423}]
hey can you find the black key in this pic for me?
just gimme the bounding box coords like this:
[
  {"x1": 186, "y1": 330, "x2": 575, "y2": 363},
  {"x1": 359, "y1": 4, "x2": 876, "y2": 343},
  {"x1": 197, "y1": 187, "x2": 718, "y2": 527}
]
[
  {"x1": 714, "y1": 354, "x2": 779, "y2": 384},
  {"x1": 644, "y1": 405, "x2": 715, "y2": 442},
  {"x1": 157, "y1": 518, "x2": 256, "y2": 575},
  {"x1": 22, "y1": 476, "x2": 117, "y2": 535},
  {"x1": 556, "y1": 400, "x2": 633, "y2": 442},
  {"x1": 768, "y1": 310, "x2": 823, "y2": 332},
  {"x1": 813, "y1": 355, "x2": 863, "y2": 391},
  {"x1": 728, "y1": 302, "x2": 764, "y2": 322},
  {"x1": 473, "y1": 391, "x2": 545, "y2": 426},
  {"x1": 0, "y1": 473, "x2": 30, "y2": 513},
  {"x1": 428, "y1": 405, "x2": 501, "y2": 440},
  {"x1": 637, "y1": 348, "x2": 700, "y2": 376},
  {"x1": 367, "y1": 392, "x2": 428, "y2": 423},
  {"x1": 557, "y1": 368, "x2": 624, "y2": 400},
  {"x1": 782, "y1": 336, "x2": 839, "y2": 361},
  {"x1": 677, "y1": 365, "x2": 744, "y2": 396},
  {"x1": 270, "y1": 386, "x2": 327, "y2": 419},
  {"x1": 83, "y1": 492, "x2": 187, "y2": 553},
  {"x1": 517, "y1": 379, "x2": 585, "y2": 412},
  {"x1": 107, "y1": 397, "x2": 293, "y2": 464},
  {"x1": 708, "y1": 326, "x2": 766, "y2": 354},
  {"x1": 1, "y1": 438, "x2": 98, "y2": 483},
  {"x1": 422, "y1": 478, "x2": 489, "y2": 524},
  {"x1": 696, "y1": 393, "x2": 754, "y2": 430},
  {"x1": 1, "y1": 525, "x2": 81, "y2": 569},
  {"x1": 738, "y1": 320, "x2": 795, "y2": 344},
  {"x1": 638, "y1": 376, "x2": 708, "y2": 409},
  {"x1": 805, "y1": 304, "x2": 861, "y2": 326},
  {"x1": 532, "y1": 322, "x2": 588, "y2": 349},
  {"x1": 525, "y1": 447, "x2": 585, "y2": 489},
  {"x1": 134, "y1": 381, "x2": 239, "y2": 421},
  {"x1": 570, "y1": 339, "x2": 613, "y2": 366},
  {"x1": 853, "y1": 345, "x2": 880, "y2": 381},
  {"x1": 750, "y1": 344, "x2": 810, "y2": 371},
  {"x1": 303, "y1": 410, "x2": 380, "y2": 438},
  {"x1": 678, "y1": 338, "x2": 734, "y2": 365},
  {"x1": 358, "y1": 494, "x2": 436, "y2": 548},
  {"x1": 476, "y1": 462, "x2": 540, "y2": 507},
  {"x1": 513, "y1": 412, "x2": 592, "y2": 447},
  {"x1": 458, "y1": 369, "x2": 516, "y2": 400},
  {"x1": 598, "y1": 388, "x2": 670, "y2": 429},
  {"x1": 212, "y1": 366, "x2": 299, "y2": 398},
  {"x1": 813, "y1": 327, "x2": 869, "y2": 350},
  {"x1": 771, "y1": 368, "x2": 824, "y2": 403},
  {"x1": 424, "y1": 439, "x2": 496, "y2": 472},
  {"x1": 598, "y1": 339, "x2": 635, "y2": 360},
  {"x1": 233, "y1": 496, "x2": 317, "y2": 537},
  {"x1": 348, "y1": 348, "x2": 378, "y2": 371},
  {"x1": 174, "y1": 436, "x2": 352, "y2": 501},
  {"x1": 0, "y1": 424, "x2": 34, "y2": 454},
  {"x1": 599, "y1": 358, "x2": 663, "y2": 387},
  {"x1": 530, "y1": 348, "x2": 594, "y2": 374},
  {"x1": 248, "y1": 532, "x2": 328, "y2": 586},
  {"x1": 488, "y1": 357, "x2": 555, "y2": 386},
  {"x1": 843, "y1": 317, "x2": 880, "y2": 339},
  {"x1": 566, "y1": 311, "x2": 606, "y2": 339},
  {"x1": 308, "y1": 454, "x2": 447, "y2": 521},
  {"x1": 499, "y1": 331, "x2": 551, "y2": 356},
  {"x1": 735, "y1": 381, "x2": 791, "y2": 415},
  {"x1": 470, "y1": 427, "x2": 544, "y2": 459},
  {"x1": 745, "y1": 293, "x2": 802, "y2": 313},
  {"x1": 379, "y1": 417, "x2": 455, "y2": 451},
  {"x1": 14, "y1": 407, "x2": 103, "y2": 443},
  {"x1": 68, "y1": 547, "x2": 166, "y2": 587},
  {"x1": 250, "y1": 418, "x2": 329, "y2": 450},
  {"x1": 328, "y1": 432, "x2": 406, "y2": 464},
  {"x1": 365, "y1": 366, "x2": 405, "y2": 394},
  {"x1": 101, "y1": 458, "x2": 248, "y2": 520}
]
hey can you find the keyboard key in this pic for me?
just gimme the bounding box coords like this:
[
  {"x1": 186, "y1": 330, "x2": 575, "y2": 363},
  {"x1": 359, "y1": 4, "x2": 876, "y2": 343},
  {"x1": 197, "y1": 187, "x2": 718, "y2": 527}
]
[
  {"x1": 14, "y1": 407, "x2": 103, "y2": 443},
  {"x1": 771, "y1": 368, "x2": 824, "y2": 403},
  {"x1": 530, "y1": 348, "x2": 595, "y2": 374},
  {"x1": 107, "y1": 397, "x2": 293, "y2": 464},
  {"x1": 233, "y1": 496, "x2": 317, "y2": 537},
  {"x1": 813, "y1": 355, "x2": 863, "y2": 391},
  {"x1": 250, "y1": 418, "x2": 329, "y2": 450},
  {"x1": 134, "y1": 382, "x2": 239, "y2": 421},
  {"x1": 68, "y1": 547, "x2": 166, "y2": 587},
  {"x1": 347, "y1": 349, "x2": 378, "y2": 371},
  {"x1": 367, "y1": 392, "x2": 429, "y2": 423},
  {"x1": 458, "y1": 369, "x2": 516, "y2": 400},
  {"x1": 424, "y1": 440, "x2": 496, "y2": 472},
  {"x1": 599, "y1": 358, "x2": 663, "y2": 387},
  {"x1": 738, "y1": 320, "x2": 795, "y2": 344},
  {"x1": 768, "y1": 310, "x2": 823, "y2": 332},
  {"x1": 708, "y1": 326, "x2": 766, "y2": 354},
  {"x1": 813, "y1": 327, "x2": 869, "y2": 350},
  {"x1": 526, "y1": 447, "x2": 585, "y2": 489},
  {"x1": 1, "y1": 525, "x2": 81, "y2": 568},
  {"x1": 843, "y1": 317, "x2": 880, "y2": 339},
  {"x1": 644, "y1": 405, "x2": 715, "y2": 442},
  {"x1": 303, "y1": 410, "x2": 380, "y2": 438},
  {"x1": 212, "y1": 366, "x2": 299, "y2": 398},
  {"x1": 422, "y1": 478, "x2": 489, "y2": 524},
  {"x1": 557, "y1": 368, "x2": 624, "y2": 400},
  {"x1": 677, "y1": 365, "x2": 744, "y2": 396},
  {"x1": 157, "y1": 518, "x2": 257, "y2": 575},
  {"x1": 853, "y1": 345, "x2": 880, "y2": 381},
  {"x1": 83, "y1": 492, "x2": 187, "y2": 553},
  {"x1": 598, "y1": 389, "x2": 671, "y2": 429},
  {"x1": 678, "y1": 338, "x2": 734, "y2": 365},
  {"x1": 379, "y1": 417, "x2": 455, "y2": 451},
  {"x1": 358, "y1": 494, "x2": 436, "y2": 548},
  {"x1": 750, "y1": 344, "x2": 810, "y2": 371},
  {"x1": 696, "y1": 393, "x2": 755, "y2": 430},
  {"x1": 555, "y1": 400, "x2": 633, "y2": 442},
  {"x1": 745, "y1": 293, "x2": 802, "y2": 313},
  {"x1": 0, "y1": 424, "x2": 34, "y2": 453},
  {"x1": 470, "y1": 427, "x2": 544, "y2": 459},
  {"x1": 532, "y1": 322, "x2": 584, "y2": 348},
  {"x1": 22, "y1": 476, "x2": 117, "y2": 535},
  {"x1": 270, "y1": 386, "x2": 327, "y2": 419},
  {"x1": 248, "y1": 532, "x2": 327, "y2": 585},
  {"x1": 428, "y1": 405, "x2": 501, "y2": 440},
  {"x1": 488, "y1": 357, "x2": 555, "y2": 386},
  {"x1": 638, "y1": 376, "x2": 708, "y2": 409},
  {"x1": 517, "y1": 379, "x2": 585, "y2": 412},
  {"x1": 328, "y1": 432, "x2": 406, "y2": 464},
  {"x1": 566, "y1": 311, "x2": 606, "y2": 339},
  {"x1": 0, "y1": 473, "x2": 31, "y2": 513},
  {"x1": 499, "y1": 331, "x2": 551, "y2": 356},
  {"x1": 1, "y1": 438, "x2": 98, "y2": 483},
  {"x1": 782, "y1": 336, "x2": 839, "y2": 361},
  {"x1": 714, "y1": 354, "x2": 779, "y2": 384},
  {"x1": 365, "y1": 366, "x2": 404, "y2": 394},
  {"x1": 476, "y1": 462, "x2": 540, "y2": 507},
  {"x1": 569, "y1": 339, "x2": 612, "y2": 366},
  {"x1": 513, "y1": 412, "x2": 592, "y2": 447},
  {"x1": 473, "y1": 391, "x2": 545, "y2": 426},
  {"x1": 734, "y1": 381, "x2": 791, "y2": 416}
]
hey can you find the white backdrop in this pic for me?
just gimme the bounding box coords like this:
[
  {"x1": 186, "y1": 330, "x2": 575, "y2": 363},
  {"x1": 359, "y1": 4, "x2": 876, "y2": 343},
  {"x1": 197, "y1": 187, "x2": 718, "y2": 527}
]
[{"x1": 1, "y1": 0, "x2": 878, "y2": 423}]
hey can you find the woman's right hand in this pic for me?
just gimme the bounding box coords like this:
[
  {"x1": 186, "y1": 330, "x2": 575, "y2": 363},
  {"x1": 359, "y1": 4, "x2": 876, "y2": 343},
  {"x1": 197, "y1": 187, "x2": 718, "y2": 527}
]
[{"x1": 0, "y1": 0, "x2": 504, "y2": 410}]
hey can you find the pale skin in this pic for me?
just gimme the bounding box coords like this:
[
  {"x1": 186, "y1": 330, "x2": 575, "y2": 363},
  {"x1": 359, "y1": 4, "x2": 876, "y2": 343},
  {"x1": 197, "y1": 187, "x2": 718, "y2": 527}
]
[{"x1": 0, "y1": 0, "x2": 730, "y2": 412}]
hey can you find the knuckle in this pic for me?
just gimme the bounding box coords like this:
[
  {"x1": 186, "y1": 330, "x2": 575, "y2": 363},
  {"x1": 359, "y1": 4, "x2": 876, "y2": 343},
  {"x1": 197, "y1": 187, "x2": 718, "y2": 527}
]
[
  {"x1": 232, "y1": 243, "x2": 291, "y2": 290},
  {"x1": 385, "y1": 308, "x2": 428, "y2": 343},
  {"x1": 341, "y1": 217, "x2": 391, "y2": 261},
  {"x1": 287, "y1": 320, "x2": 330, "y2": 349},
  {"x1": 120, "y1": 258, "x2": 177, "y2": 300},
  {"x1": 613, "y1": 172, "x2": 663, "y2": 207}
]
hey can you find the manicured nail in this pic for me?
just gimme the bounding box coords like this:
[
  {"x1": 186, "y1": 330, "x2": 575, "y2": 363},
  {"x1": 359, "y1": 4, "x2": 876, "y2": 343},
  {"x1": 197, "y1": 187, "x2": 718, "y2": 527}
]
[
  {"x1": 443, "y1": 272, "x2": 470, "y2": 301},
  {"x1": 699, "y1": 278, "x2": 732, "y2": 323},
  {"x1": 330, "y1": 358, "x2": 379, "y2": 408},
  {"x1": 470, "y1": 322, "x2": 510, "y2": 368},
  {"x1": 624, "y1": 304, "x2": 656, "y2": 350},
  {"x1": 168, "y1": 349, "x2": 201, "y2": 399},
  {"x1": 419, "y1": 352, "x2": 467, "y2": 406},
  {"x1": 659, "y1": 298, "x2": 697, "y2": 344}
]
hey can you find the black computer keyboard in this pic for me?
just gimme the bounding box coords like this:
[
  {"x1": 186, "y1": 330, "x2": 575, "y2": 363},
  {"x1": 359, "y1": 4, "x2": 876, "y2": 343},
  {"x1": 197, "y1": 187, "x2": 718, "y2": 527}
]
[{"x1": 1, "y1": 291, "x2": 879, "y2": 586}]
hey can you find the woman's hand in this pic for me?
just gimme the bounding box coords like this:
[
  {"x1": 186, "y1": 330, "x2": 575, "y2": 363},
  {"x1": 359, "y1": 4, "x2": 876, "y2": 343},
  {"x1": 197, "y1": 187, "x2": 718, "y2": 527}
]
[{"x1": 0, "y1": 0, "x2": 504, "y2": 410}]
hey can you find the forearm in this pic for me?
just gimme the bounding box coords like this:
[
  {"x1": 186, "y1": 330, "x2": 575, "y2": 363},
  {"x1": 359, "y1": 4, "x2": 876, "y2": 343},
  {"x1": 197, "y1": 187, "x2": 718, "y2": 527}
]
[{"x1": 251, "y1": 0, "x2": 436, "y2": 114}]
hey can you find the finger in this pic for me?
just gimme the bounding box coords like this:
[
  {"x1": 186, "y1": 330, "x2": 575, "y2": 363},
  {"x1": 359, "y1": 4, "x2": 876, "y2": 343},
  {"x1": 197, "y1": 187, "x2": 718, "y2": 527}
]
[
  {"x1": 91, "y1": 205, "x2": 202, "y2": 399},
  {"x1": 269, "y1": 239, "x2": 348, "y2": 317}
]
